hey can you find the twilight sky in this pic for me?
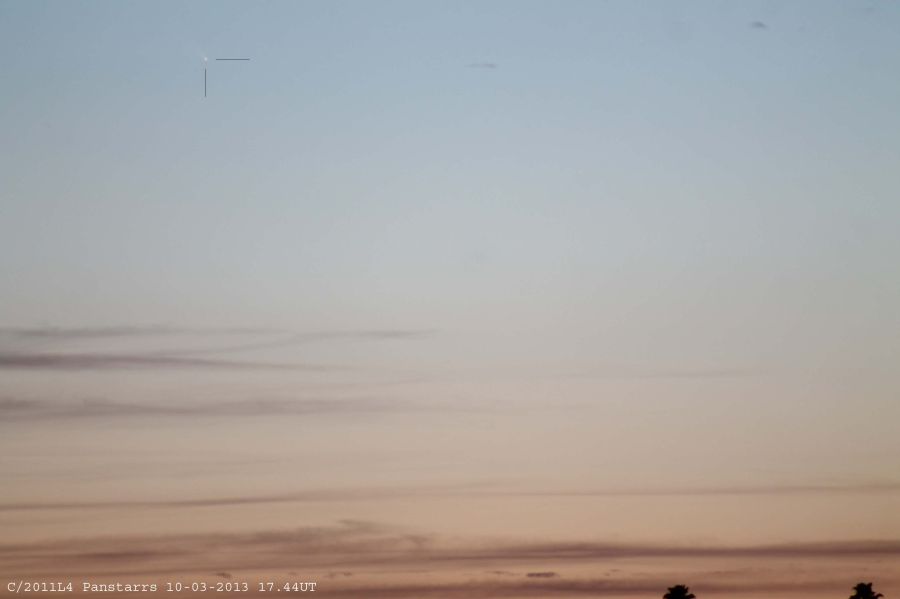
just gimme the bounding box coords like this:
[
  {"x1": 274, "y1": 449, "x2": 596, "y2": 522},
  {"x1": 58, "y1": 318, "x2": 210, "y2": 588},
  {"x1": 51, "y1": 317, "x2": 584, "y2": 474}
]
[{"x1": 1, "y1": 1, "x2": 899, "y2": 597}]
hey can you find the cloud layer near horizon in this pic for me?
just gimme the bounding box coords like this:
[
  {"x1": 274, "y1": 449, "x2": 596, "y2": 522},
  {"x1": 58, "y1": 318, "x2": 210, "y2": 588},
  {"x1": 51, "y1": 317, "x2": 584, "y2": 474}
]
[{"x1": 2, "y1": 521, "x2": 897, "y2": 597}]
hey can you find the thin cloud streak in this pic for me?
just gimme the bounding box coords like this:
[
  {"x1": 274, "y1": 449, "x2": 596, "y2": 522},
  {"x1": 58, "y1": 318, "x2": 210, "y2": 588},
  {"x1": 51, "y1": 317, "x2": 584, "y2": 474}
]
[
  {"x1": 0, "y1": 352, "x2": 337, "y2": 371},
  {"x1": 2, "y1": 481, "x2": 898, "y2": 512},
  {"x1": 0, "y1": 326, "x2": 432, "y2": 369},
  {"x1": 0, "y1": 325, "x2": 273, "y2": 339},
  {"x1": 0, "y1": 485, "x2": 481, "y2": 512},
  {"x1": 493, "y1": 482, "x2": 900, "y2": 497},
  {"x1": 166, "y1": 329, "x2": 435, "y2": 357},
  {"x1": 0, "y1": 397, "x2": 411, "y2": 423},
  {"x1": 0, "y1": 325, "x2": 432, "y2": 342},
  {"x1": 554, "y1": 367, "x2": 761, "y2": 380}
]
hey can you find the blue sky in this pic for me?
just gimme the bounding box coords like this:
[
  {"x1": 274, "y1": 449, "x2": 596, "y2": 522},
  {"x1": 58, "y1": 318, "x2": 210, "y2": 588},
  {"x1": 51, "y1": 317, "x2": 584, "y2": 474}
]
[{"x1": 3, "y1": 0, "x2": 898, "y2": 335}]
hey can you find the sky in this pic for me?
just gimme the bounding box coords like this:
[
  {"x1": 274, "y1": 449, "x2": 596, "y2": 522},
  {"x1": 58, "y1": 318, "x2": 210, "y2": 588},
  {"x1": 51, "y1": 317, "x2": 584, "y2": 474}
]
[{"x1": 1, "y1": 1, "x2": 899, "y2": 597}]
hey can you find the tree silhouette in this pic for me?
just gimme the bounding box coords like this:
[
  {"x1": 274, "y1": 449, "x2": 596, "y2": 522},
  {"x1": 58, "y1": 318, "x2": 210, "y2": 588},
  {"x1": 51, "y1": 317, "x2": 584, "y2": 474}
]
[
  {"x1": 850, "y1": 582, "x2": 883, "y2": 599},
  {"x1": 663, "y1": 585, "x2": 696, "y2": 599}
]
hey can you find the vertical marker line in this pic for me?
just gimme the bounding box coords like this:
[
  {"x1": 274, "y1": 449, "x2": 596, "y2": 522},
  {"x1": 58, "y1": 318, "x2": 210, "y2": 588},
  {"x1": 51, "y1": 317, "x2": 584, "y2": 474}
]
[{"x1": 204, "y1": 68, "x2": 207, "y2": 97}]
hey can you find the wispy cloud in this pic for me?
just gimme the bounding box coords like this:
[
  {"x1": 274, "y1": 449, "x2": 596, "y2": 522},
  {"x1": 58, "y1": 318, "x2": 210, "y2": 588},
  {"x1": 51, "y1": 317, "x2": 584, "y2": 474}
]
[
  {"x1": 467, "y1": 62, "x2": 498, "y2": 69},
  {"x1": 0, "y1": 396, "x2": 411, "y2": 422},
  {"x1": 555, "y1": 366, "x2": 760, "y2": 380},
  {"x1": 2, "y1": 481, "x2": 898, "y2": 512},
  {"x1": 0, "y1": 352, "x2": 334, "y2": 371},
  {"x1": 177, "y1": 329, "x2": 433, "y2": 356},
  {"x1": 489, "y1": 482, "x2": 900, "y2": 497},
  {"x1": 0, "y1": 484, "x2": 484, "y2": 513},
  {"x1": 0, "y1": 325, "x2": 269, "y2": 339},
  {"x1": 0, "y1": 325, "x2": 431, "y2": 342},
  {"x1": 0, "y1": 325, "x2": 432, "y2": 370}
]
